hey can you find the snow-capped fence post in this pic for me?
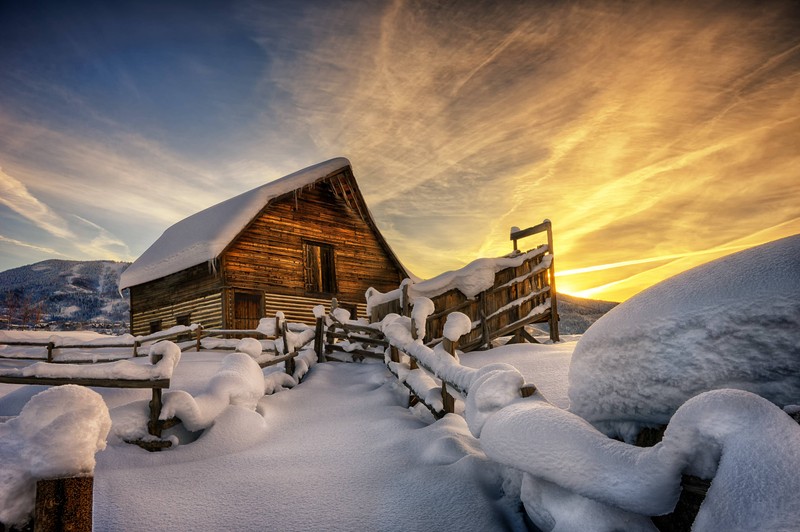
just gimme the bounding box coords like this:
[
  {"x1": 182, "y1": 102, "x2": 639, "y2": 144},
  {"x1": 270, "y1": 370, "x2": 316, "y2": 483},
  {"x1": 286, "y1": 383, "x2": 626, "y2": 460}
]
[
  {"x1": 478, "y1": 293, "x2": 491, "y2": 350},
  {"x1": 46, "y1": 341, "x2": 54, "y2": 363},
  {"x1": 441, "y1": 337, "x2": 458, "y2": 414},
  {"x1": 282, "y1": 320, "x2": 295, "y2": 376},
  {"x1": 148, "y1": 350, "x2": 165, "y2": 439},
  {"x1": 314, "y1": 316, "x2": 325, "y2": 363},
  {"x1": 195, "y1": 324, "x2": 203, "y2": 352},
  {"x1": 34, "y1": 476, "x2": 93, "y2": 532}
]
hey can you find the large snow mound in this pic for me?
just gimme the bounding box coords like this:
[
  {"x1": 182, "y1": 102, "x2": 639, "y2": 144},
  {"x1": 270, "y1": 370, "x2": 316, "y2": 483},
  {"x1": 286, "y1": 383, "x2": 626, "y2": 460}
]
[
  {"x1": 568, "y1": 234, "x2": 800, "y2": 438},
  {"x1": 0, "y1": 385, "x2": 111, "y2": 527},
  {"x1": 480, "y1": 388, "x2": 800, "y2": 530}
]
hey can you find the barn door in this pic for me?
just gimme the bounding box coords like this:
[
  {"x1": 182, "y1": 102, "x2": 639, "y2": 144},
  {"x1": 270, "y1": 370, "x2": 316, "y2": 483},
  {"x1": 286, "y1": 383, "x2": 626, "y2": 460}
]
[{"x1": 233, "y1": 291, "x2": 263, "y2": 330}]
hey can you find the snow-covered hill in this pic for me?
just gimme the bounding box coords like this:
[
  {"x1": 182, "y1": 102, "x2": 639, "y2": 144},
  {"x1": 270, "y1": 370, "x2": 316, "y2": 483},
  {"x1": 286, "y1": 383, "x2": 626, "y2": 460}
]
[{"x1": 0, "y1": 260, "x2": 130, "y2": 332}]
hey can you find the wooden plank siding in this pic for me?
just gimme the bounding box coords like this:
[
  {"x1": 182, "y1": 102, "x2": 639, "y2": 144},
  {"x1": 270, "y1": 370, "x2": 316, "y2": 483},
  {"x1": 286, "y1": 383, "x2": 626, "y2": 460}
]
[
  {"x1": 423, "y1": 247, "x2": 552, "y2": 349},
  {"x1": 130, "y1": 292, "x2": 223, "y2": 337},
  {"x1": 221, "y1": 171, "x2": 404, "y2": 317},
  {"x1": 128, "y1": 263, "x2": 224, "y2": 336}
]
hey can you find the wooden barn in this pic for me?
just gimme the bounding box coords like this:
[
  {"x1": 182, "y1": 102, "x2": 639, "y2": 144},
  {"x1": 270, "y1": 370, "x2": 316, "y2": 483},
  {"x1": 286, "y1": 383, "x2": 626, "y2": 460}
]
[{"x1": 119, "y1": 158, "x2": 409, "y2": 336}]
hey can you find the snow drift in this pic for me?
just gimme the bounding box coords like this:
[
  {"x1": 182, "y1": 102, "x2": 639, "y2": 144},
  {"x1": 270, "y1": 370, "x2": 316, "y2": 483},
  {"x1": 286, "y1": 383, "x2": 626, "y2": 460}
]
[
  {"x1": 568, "y1": 234, "x2": 800, "y2": 439},
  {"x1": 0, "y1": 385, "x2": 111, "y2": 527},
  {"x1": 480, "y1": 388, "x2": 800, "y2": 531}
]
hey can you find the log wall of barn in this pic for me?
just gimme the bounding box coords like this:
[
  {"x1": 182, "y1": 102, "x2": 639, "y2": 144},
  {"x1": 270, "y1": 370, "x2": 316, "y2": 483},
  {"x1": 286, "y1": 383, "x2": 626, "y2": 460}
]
[
  {"x1": 128, "y1": 263, "x2": 224, "y2": 335},
  {"x1": 222, "y1": 172, "x2": 405, "y2": 318}
]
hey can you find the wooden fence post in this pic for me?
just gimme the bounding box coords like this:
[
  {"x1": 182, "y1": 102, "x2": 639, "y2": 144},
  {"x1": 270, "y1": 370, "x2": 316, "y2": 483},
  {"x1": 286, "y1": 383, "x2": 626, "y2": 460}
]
[
  {"x1": 401, "y1": 283, "x2": 410, "y2": 317},
  {"x1": 440, "y1": 338, "x2": 457, "y2": 414},
  {"x1": 545, "y1": 220, "x2": 560, "y2": 342},
  {"x1": 195, "y1": 325, "x2": 203, "y2": 352},
  {"x1": 282, "y1": 321, "x2": 295, "y2": 376},
  {"x1": 314, "y1": 317, "x2": 325, "y2": 363},
  {"x1": 479, "y1": 293, "x2": 491, "y2": 350},
  {"x1": 390, "y1": 345, "x2": 400, "y2": 364},
  {"x1": 148, "y1": 352, "x2": 163, "y2": 439},
  {"x1": 46, "y1": 342, "x2": 54, "y2": 363},
  {"x1": 34, "y1": 476, "x2": 93, "y2": 532}
]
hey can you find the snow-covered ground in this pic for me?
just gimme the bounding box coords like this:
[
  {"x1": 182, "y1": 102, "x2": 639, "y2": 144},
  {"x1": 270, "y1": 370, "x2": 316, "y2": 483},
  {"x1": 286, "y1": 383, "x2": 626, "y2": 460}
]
[{"x1": 0, "y1": 344, "x2": 559, "y2": 530}]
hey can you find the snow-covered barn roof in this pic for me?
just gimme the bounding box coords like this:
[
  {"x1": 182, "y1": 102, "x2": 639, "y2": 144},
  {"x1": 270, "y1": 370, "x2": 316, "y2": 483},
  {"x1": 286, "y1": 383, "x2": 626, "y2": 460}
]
[{"x1": 120, "y1": 157, "x2": 398, "y2": 290}]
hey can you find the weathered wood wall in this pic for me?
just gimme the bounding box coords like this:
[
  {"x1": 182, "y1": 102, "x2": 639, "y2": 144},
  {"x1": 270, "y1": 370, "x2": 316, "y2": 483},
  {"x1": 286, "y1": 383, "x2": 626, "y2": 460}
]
[
  {"x1": 221, "y1": 170, "x2": 404, "y2": 318},
  {"x1": 423, "y1": 246, "x2": 553, "y2": 350},
  {"x1": 129, "y1": 264, "x2": 223, "y2": 336}
]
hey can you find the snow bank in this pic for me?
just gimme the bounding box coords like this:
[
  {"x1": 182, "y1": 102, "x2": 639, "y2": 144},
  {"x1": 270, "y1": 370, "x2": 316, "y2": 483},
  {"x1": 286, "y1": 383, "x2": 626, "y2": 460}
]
[
  {"x1": 160, "y1": 353, "x2": 265, "y2": 431},
  {"x1": 0, "y1": 385, "x2": 111, "y2": 527},
  {"x1": 480, "y1": 388, "x2": 800, "y2": 530},
  {"x1": 569, "y1": 234, "x2": 800, "y2": 438}
]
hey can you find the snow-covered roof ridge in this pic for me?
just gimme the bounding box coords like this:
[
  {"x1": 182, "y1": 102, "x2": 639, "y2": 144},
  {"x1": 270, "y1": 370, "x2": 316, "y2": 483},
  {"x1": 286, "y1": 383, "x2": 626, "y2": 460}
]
[{"x1": 119, "y1": 157, "x2": 351, "y2": 289}]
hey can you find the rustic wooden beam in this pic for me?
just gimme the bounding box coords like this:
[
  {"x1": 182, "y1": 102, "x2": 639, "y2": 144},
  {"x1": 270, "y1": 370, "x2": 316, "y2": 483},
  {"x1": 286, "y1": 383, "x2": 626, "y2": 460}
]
[
  {"x1": 148, "y1": 388, "x2": 163, "y2": 438},
  {"x1": 0, "y1": 375, "x2": 170, "y2": 388},
  {"x1": 314, "y1": 317, "x2": 325, "y2": 363},
  {"x1": 545, "y1": 221, "x2": 560, "y2": 343},
  {"x1": 258, "y1": 351, "x2": 302, "y2": 369},
  {"x1": 441, "y1": 338, "x2": 458, "y2": 414},
  {"x1": 324, "y1": 330, "x2": 389, "y2": 347},
  {"x1": 34, "y1": 476, "x2": 93, "y2": 532},
  {"x1": 510, "y1": 221, "x2": 550, "y2": 245}
]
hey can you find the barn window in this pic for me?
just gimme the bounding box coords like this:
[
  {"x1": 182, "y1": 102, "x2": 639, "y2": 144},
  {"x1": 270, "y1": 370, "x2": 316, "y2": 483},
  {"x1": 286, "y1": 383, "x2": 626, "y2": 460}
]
[
  {"x1": 304, "y1": 242, "x2": 336, "y2": 294},
  {"x1": 149, "y1": 319, "x2": 162, "y2": 334}
]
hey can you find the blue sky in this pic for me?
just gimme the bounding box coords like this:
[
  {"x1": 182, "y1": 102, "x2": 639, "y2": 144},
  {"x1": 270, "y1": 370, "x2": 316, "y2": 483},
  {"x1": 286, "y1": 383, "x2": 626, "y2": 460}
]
[{"x1": 1, "y1": 0, "x2": 799, "y2": 301}]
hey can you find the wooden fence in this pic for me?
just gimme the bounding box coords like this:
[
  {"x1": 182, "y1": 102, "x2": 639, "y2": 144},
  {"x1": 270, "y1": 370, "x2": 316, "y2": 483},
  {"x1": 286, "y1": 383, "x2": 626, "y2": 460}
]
[
  {"x1": 368, "y1": 220, "x2": 559, "y2": 351},
  {"x1": 0, "y1": 325, "x2": 201, "y2": 363},
  {"x1": 0, "y1": 351, "x2": 175, "y2": 451}
]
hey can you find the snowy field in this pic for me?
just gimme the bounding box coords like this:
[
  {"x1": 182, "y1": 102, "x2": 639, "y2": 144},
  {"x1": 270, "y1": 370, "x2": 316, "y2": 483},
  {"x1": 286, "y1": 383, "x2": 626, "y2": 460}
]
[{"x1": 0, "y1": 343, "x2": 569, "y2": 530}]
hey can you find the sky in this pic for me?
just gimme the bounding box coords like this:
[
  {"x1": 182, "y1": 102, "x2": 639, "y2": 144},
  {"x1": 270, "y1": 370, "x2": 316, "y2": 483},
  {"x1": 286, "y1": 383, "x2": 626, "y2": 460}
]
[{"x1": 0, "y1": 0, "x2": 798, "y2": 302}]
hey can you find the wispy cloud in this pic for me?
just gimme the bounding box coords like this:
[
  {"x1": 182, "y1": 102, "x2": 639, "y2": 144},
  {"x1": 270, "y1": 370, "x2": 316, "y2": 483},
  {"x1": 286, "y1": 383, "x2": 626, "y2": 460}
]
[
  {"x1": 243, "y1": 0, "x2": 800, "y2": 299},
  {"x1": 0, "y1": 234, "x2": 67, "y2": 257},
  {"x1": 0, "y1": 166, "x2": 74, "y2": 239}
]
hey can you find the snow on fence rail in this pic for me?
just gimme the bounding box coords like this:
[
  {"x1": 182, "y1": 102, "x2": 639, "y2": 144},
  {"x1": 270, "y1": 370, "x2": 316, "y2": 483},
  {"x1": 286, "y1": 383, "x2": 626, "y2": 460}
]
[
  {"x1": 0, "y1": 341, "x2": 180, "y2": 451},
  {"x1": 321, "y1": 299, "x2": 537, "y2": 419},
  {"x1": 0, "y1": 324, "x2": 201, "y2": 363},
  {"x1": 0, "y1": 317, "x2": 317, "y2": 364},
  {"x1": 366, "y1": 219, "x2": 560, "y2": 350}
]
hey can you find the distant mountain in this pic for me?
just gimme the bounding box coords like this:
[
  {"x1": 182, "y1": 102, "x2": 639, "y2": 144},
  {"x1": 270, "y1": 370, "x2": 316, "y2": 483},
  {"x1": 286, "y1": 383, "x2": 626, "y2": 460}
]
[
  {"x1": 0, "y1": 259, "x2": 131, "y2": 333},
  {"x1": 556, "y1": 293, "x2": 618, "y2": 334},
  {"x1": 528, "y1": 293, "x2": 618, "y2": 336}
]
